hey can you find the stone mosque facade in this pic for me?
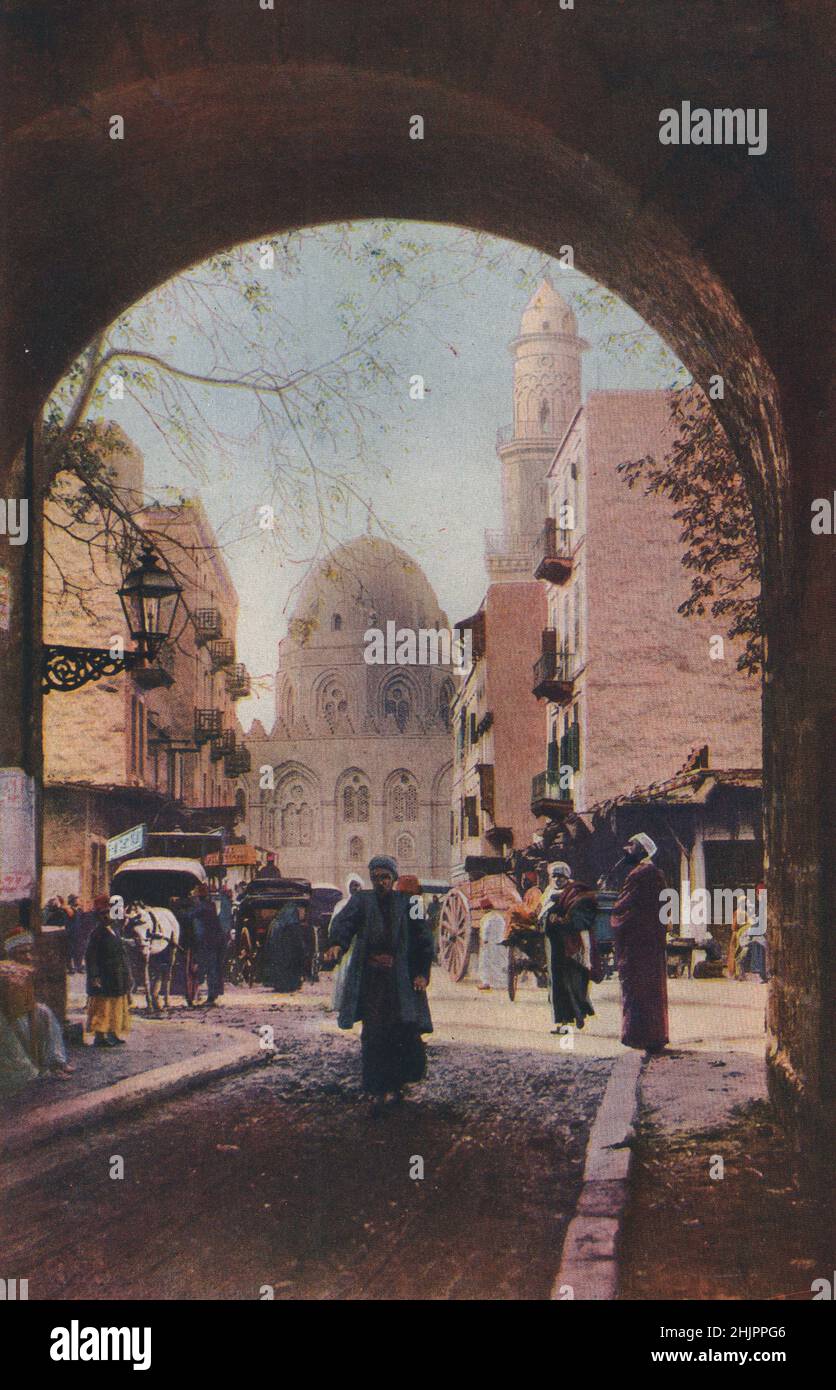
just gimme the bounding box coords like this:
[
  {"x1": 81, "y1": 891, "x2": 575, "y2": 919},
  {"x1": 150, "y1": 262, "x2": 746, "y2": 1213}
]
[{"x1": 240, "y1": 537, "x2": 455, "y2": 888}]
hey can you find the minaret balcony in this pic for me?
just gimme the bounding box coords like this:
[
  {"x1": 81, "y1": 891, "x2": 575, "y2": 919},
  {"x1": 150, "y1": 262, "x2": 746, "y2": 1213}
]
[
  {"x1": 496, "y1": 423, "x2": 562, "y2": 450},
  {"x1": 533, "y1": 517, "x2": 573, "y2": 584}
]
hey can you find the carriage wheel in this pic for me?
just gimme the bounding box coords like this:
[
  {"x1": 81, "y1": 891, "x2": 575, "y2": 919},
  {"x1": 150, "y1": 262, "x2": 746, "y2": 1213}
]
[
  {"x1": 507, "y1": 943, "x2": 518, "y2": 1001},
  {"x1": 185, "y1": 948, "x2": 201, "y2": 1007},
  {"x1": 438, "y1": 890, "x2": 472, "y2": 982}
]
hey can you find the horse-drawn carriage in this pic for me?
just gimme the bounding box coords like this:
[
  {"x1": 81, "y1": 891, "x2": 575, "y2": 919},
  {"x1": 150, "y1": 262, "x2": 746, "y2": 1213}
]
[
  {"x1": 228, "y1": 876, "x2": 323, "y2": 987},
  {"x1": 110, "y1": 855, "x2": 208, "y2": 1009}
]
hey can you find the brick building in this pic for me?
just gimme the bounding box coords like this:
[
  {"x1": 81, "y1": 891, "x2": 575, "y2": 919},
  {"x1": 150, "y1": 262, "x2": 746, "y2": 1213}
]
[
  {"x1": 531, "y1": 389, "x2": 761, "y2": 818},
  {"x1": 42, "y1": 427, "x2": 249, "y2": 904}
]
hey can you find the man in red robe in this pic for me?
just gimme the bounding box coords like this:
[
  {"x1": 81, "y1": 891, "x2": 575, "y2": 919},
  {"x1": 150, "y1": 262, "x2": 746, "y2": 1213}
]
[{"x1": 611, "y1": 833, "x2": 669, "y2": 1052}]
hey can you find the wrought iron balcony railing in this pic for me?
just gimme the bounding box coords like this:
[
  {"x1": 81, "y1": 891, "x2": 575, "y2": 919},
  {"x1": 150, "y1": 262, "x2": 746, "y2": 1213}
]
[
  {"x1": 225, "y1": 663, "x2": 251, "y2": 699},
  {"x1": 194, "y1": 707, "x2": 223, "y2": 743},
  {"x1": 194, "y1": 608, "x2": 223, "y2": 644},
  {"x1": 208, "y1": 638, "x2": 235, "y2": 670},
  {"x1": 210, "y1": 729, "x2": 236, "y2": 762},
  {"x1": 224, "y1": 745, "x2": 252, "y2": 777},
  {"x1": 496, "y1": 422, "x2": 563, "y2": 449}
]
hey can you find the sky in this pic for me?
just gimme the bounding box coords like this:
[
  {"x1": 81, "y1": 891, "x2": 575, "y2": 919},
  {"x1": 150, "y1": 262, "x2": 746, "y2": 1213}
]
[{"x1": 92, "y1": 221, "x2": 686, "y2": 730}]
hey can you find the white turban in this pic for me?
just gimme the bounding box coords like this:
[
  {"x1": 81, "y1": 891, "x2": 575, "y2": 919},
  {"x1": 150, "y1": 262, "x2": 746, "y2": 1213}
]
[
  {"x1": 629, "y1": 833, "x2": 657, "y2": 860},
  {"x1": 549, "y1": 862, "x2": 572, "y2": 881}
]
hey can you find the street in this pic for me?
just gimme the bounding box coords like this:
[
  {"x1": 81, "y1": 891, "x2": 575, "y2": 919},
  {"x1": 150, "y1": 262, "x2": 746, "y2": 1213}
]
[{"x1": 2, "y1": 972, "x2": 767, "y2": 1300}]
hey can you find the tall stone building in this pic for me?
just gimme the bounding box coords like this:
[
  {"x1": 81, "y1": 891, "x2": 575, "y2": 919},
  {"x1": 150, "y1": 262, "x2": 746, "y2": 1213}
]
[
  {"x1": 42, "y1": 426, "x2": 248, "y2": 904},
  {"x1": 240, "y1": 536, "x2": 455, "y2": 886}
]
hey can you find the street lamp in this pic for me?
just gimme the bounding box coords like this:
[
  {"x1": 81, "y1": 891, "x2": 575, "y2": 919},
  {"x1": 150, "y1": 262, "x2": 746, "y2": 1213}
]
[{"x1": 43, "y1": 544, "x2": 183, "y2": 692}]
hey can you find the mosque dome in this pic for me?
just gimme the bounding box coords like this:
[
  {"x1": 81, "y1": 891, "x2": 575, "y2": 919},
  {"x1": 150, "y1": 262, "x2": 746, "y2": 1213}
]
[
  {"x1": 286, "y1": 535, "x2": 448, "y2": 644},
  {"x1": 519, "y1": 275, "x2": 578, "y2": 339}
]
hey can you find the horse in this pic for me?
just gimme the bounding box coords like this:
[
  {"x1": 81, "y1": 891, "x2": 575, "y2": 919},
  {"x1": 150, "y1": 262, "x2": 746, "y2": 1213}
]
[{"x1": 125, "y1": 902, "x2": 181, "y2": 1012}]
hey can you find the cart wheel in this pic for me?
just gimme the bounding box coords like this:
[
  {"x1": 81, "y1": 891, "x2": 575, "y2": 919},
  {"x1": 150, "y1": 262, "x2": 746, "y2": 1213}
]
[
  {"x1": 507, "y1": 943, "x2": 518, "y2": 1001},
  {"x1": 438, "y1": 889, "x2": 472, "y2": 982},
  {"x1": 185, "y1": 948, "x2": 201, "y2": 1007}
]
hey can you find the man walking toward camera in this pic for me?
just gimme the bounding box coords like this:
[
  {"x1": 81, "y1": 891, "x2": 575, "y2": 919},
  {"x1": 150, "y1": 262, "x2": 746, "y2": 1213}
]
[
  {"x1": 611, "y1": 833, "x2": 668, "y2": 1053},
  {"x1": 325, "y1": 855, "x2": 434, "y2": 1116}
]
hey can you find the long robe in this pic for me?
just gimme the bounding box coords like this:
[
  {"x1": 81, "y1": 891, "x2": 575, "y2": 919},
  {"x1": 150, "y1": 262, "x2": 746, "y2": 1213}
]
[
  {"x1": 540, "y1": 881, "x2": 598, "y2": 1028},
  {"x1": 329, "y1": 888, "x2": 433, "y2": 1094},
  {"x1": 261, "y1": 904, "x2": 306, "y2": 992},
  {"x1": 611, "y1": 859, "x2": 669, "y2": 1050}
]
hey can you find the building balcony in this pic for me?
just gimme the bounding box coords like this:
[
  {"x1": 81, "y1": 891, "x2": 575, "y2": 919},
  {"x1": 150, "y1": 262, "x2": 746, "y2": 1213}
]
[
  {"x1": 484, "y1": 528, "x2": 539, "y2": 558},
  {"x1": 208, "y1": 638, "x2": 235, "y2": 670},
  {"x1": 194, "y1": 608, "x2": 223, "y2": 645},
  {"x1": 194, "y1": 707, "x2": 223, "y2": 744},
  {"x1": 533, "y1": 516, "x2": 573, "y2": 584},
  {"x1": 210, "y1": 729, "x2": 236, "y2": 762},
  {"x1": 132, "y1": 640, "x2": 175, "y2": 691},
  {"x1": 532, "y1": 634, "x2": 576, "y2": 703},
  {"x1": 531, "y1": 771, "x2": 574, "y2": 820},
  {"x1": 225, "y1": 663, "x2": 251, "y2": 699},
  {"x1": 224, "y1": 745, "x2": 252, "y2": 777}
]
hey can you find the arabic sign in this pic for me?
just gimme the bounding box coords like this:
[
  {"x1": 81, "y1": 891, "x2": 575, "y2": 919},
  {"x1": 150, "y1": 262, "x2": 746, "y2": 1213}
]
[
  {"x1": 204, "y1": 845, "x2": 258, "y2": 868},
  {"x1": 0, "y1": 768, "x2": 36, "y2": 902},
  {"x1": 106, "y1": 823, "x2": 147, "y2": 862}
]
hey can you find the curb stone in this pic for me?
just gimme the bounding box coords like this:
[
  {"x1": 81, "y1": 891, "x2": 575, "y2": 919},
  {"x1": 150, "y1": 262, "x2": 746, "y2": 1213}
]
[
  {"x1": 552, "y1": 1050, "x2": 643, "y2": 1300},
  {"x1": 1, "y1": 1038, "x2": 268, "y2": 1162}
]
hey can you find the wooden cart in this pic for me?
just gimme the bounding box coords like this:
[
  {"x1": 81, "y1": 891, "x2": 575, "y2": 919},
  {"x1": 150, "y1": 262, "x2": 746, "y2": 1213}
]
[{"x1": 437, "y1": 873, "x2": 522, "y2": 981}]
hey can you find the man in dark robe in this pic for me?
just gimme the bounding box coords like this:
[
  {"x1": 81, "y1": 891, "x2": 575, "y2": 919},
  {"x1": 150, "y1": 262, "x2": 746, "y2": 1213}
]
[
  {"x1": 611, "y1": 833, "x2": 669, "y2": 1052},
  {"x1": 324, "y1": 854, "x2": 433, "y2": 1115},
  {"x1": 191, "y1": 883, "x2": 226, "y2": 1005},
  {"x1": 539, "y1": 862, "x2": 599, "y2": 1032},
  {"x1": 254, "y1": 852, "x2": 281, "y2": 880},
  {"x1": 261, "y1": 901, "x2": 307, "y2": 992}
]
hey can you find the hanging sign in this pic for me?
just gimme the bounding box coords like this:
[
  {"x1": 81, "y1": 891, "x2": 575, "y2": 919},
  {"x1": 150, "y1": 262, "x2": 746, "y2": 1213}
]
[
  {"x1": 0, "y1": 768, "x2": 36, "y2": 902},
  {"x1": 106, "y1": 823, "x2": 147, "y2": 862}
]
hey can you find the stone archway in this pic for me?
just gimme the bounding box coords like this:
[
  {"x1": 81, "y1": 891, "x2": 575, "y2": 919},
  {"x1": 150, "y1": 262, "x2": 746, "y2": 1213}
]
[{"x1": 1, "y1": 0, "x2": 833, "y2": 1158}]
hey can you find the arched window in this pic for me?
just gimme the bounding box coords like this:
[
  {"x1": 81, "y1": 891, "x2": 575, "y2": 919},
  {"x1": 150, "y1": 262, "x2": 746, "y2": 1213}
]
[
  {"x1": 333, "y1": 613, "x2": 342, "y2": 631},
  {"x1": 280, "y1": 780, "x2": 315, "y2": 848},
  {"x1": 349, "y1": 835, "x2": 364, "y2": 862},
  {"x1": 341, "y1": 773, "x2": 370, "y2": 823},
  {"x1": 321, "y1": 678, "x2": 349, "y2": 733},
  {"x1": 539, "y1": 398, "x2": 550, "y2": 432},
  {"x1": 390, "y1": 773, "x2": 418, "y2": 823},
  {"x1": 438, "y1": 678, "x2": 455, "y2": 731},
  {"x1": 383, "y1": 680, "x2": 411, "y2": 733},
  {"x1": 396, "y1": 832, "x2": 416, "y2": 863}
]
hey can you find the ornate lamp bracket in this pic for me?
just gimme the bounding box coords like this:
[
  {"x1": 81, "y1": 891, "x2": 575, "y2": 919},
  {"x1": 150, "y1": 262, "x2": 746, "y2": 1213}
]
[{"x1": 42, "y1": 645, "x2": 142, "y2": 694}]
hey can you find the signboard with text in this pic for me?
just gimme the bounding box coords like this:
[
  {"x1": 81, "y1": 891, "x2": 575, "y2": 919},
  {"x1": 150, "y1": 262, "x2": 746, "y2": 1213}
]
[{"x1": 106, "y1": 823, "x2": 147, "y2": 862}]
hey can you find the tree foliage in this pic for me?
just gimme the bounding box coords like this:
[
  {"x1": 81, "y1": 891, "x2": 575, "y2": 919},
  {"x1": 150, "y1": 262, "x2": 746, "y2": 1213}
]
[{"x1": 617, "y1": 389, "x2": 762, "y2": 675}]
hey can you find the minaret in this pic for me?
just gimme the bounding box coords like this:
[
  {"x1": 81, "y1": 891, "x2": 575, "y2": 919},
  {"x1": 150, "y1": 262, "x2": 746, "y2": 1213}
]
[{"x1": 486, "y1": 276, "x2": 587, "y2": 581}]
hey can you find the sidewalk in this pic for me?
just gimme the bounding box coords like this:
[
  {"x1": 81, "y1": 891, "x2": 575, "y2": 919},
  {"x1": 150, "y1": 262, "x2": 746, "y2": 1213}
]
[
  {"x1": 618, "y1": 1048, "x2": 827, "y2": 1299},
  {"x1": 0, "y1": 983, "x2": 267, "y2": 1159}
]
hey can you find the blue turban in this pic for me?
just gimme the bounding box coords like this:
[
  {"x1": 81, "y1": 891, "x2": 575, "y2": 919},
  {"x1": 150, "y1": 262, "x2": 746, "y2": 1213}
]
[{"x1": 368, "y1": 855, "x2": 398, "y2": 877}]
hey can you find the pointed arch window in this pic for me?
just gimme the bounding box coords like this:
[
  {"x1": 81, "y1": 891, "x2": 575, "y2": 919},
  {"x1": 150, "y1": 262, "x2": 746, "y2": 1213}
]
[
  {"x1": 333, "y1": 613, "x2": 342, "y2": 631},
  {"x1": 342, "y1": 774, "x2": 370, "y2": 823},
  {"x1": 322, "y1": 679, "x2": 349, "y2": 733},
  {"x1": 280, "y1": 780, "x2": 315, "y2": 848},
  {"x1": 349, "y1": 835, "x2": 364, "y2": 862},
  {"x1": 391, "y1": 773, "x2": 418, "y2": 823},
  {"x1": 438, "y1": 678, "x2": 455, "y2": 732},
  {"x1": 384, "y1": 680, "x2": 411, "y2": 733},
  {"x1": 396, "y1": 832, "x2": 416, "y2": 863}
]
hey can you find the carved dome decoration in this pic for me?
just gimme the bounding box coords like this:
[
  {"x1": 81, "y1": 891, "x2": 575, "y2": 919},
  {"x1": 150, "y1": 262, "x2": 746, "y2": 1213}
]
[{"x1": 286, "y1": 536, "x2": 448, "y2": 642}]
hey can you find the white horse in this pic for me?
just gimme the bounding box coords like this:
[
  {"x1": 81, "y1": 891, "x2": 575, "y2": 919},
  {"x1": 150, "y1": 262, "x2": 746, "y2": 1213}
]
[{"x1": 126, "y1": 902, "x2": 181, "y2": 1012}]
